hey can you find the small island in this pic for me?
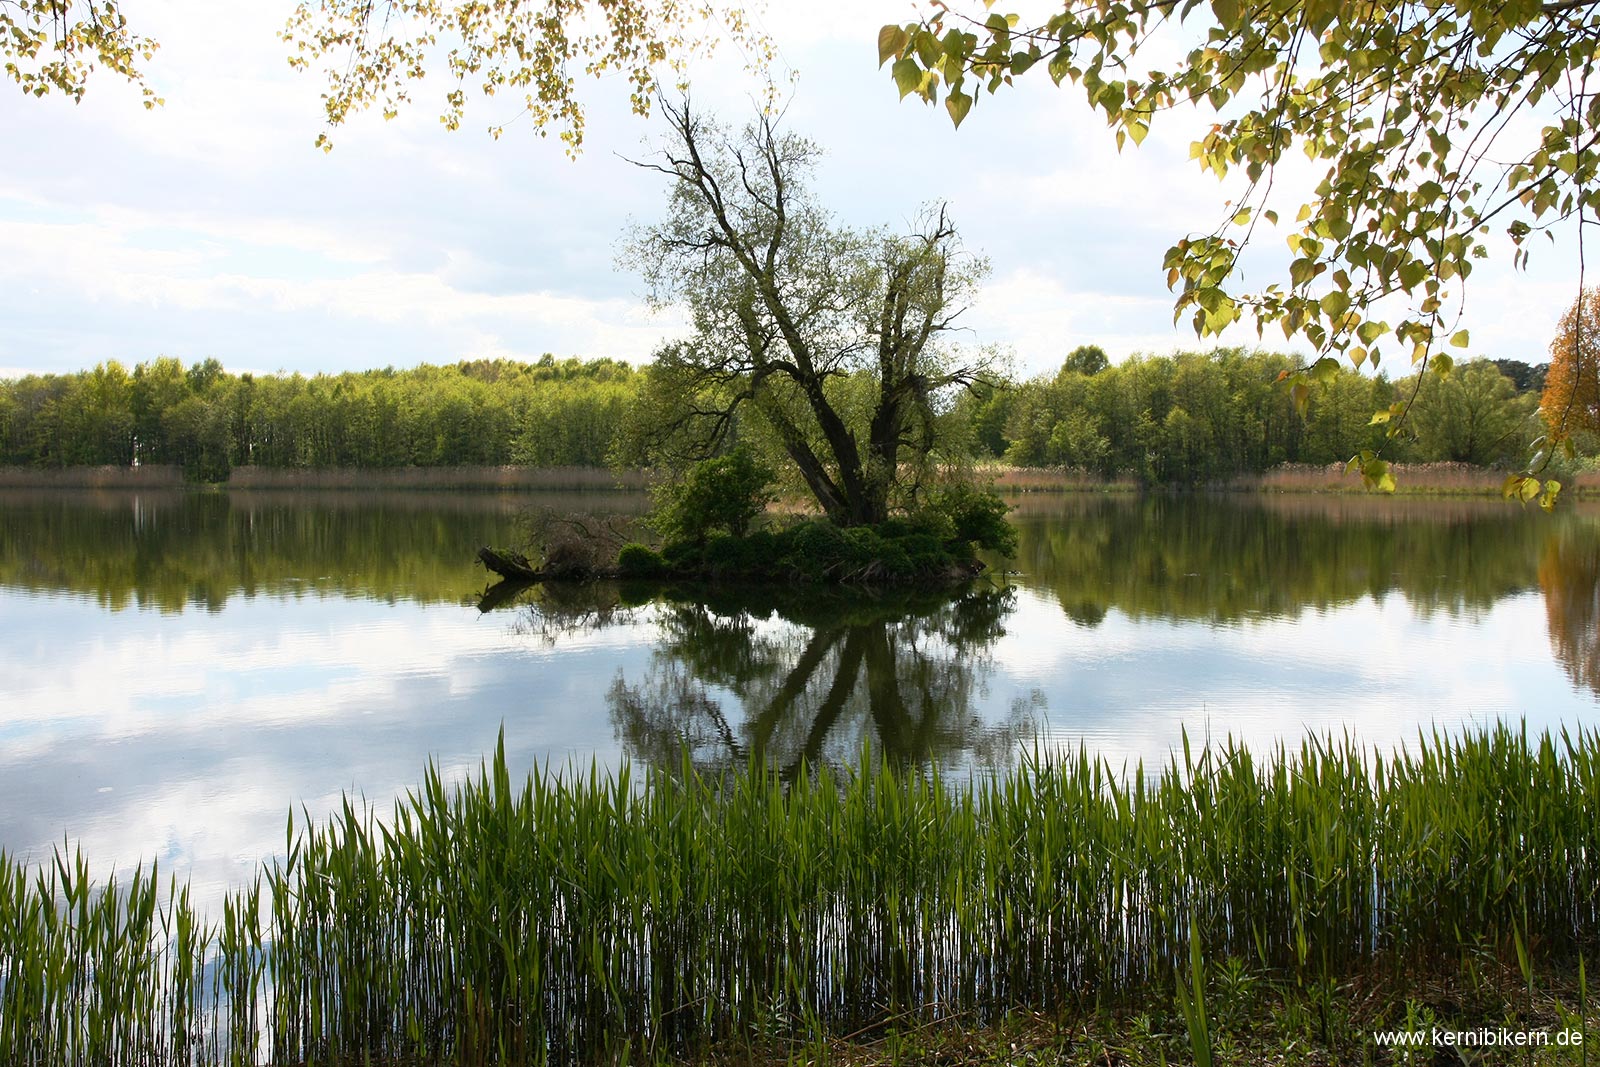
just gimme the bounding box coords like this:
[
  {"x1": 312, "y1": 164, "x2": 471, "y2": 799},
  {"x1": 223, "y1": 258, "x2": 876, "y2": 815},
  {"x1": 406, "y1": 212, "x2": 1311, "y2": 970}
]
[{"x1": 481, "y1": 447, "x2": 1016, "y2": 588}]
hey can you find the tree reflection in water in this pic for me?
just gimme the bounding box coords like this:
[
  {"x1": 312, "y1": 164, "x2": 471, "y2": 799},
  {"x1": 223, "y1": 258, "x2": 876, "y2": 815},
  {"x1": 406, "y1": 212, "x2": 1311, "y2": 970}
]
[
  {"x1": 1540, "y1": 524, "x2": 1600, "y2": 695},
  {"x1": 492, "y1": 582, "x2": 1040, "y2": 775}
]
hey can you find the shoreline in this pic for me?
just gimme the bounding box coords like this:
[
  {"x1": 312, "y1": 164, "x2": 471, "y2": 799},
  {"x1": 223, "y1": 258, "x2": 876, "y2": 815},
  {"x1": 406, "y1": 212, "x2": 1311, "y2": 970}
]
[
  {"x1": 5, "y1": 461, "x2": 1599, "y2": 500},
  {"x1": 0, "y1": 463, "x2": 648, "y2": 491}
]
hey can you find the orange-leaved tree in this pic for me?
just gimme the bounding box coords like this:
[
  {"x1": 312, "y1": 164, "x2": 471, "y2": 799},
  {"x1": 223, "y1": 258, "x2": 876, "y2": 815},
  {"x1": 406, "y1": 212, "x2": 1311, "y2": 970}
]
[{"x1": 1541, "y1": 289, "x2": 1600, "y2": 454}]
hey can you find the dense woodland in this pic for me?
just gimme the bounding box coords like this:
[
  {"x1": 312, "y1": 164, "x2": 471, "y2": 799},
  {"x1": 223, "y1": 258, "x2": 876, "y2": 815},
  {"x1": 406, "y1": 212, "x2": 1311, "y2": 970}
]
[
  {"x1": 0, "y1": 356, "x2": 637, "y2": 480},
  {"x1": 0, "y1": 349, "x2": 1549, "y2": 484},
  {"x1": 958, "y1": 347, "x2": 1547, "y2": 481}
]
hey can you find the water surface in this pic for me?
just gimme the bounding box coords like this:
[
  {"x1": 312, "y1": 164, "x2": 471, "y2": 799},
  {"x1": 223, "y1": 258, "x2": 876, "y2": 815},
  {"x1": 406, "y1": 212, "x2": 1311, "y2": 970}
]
[{"x1": 2, "y1": 488, "x2": 1597, "y2": 903}]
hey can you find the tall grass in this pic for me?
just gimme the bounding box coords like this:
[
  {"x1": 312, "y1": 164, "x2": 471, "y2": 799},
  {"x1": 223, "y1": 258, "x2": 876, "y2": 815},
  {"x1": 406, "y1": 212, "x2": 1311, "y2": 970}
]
[{"x1": 3, "y1": 723, "x2": 1598, "y2": 1065}]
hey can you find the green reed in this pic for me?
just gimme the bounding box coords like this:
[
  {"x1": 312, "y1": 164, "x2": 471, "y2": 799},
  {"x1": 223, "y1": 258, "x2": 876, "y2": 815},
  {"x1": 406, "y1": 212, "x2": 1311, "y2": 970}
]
[{"x1": 2, "y1": 722, "x2": 1598, "y2": 1065}]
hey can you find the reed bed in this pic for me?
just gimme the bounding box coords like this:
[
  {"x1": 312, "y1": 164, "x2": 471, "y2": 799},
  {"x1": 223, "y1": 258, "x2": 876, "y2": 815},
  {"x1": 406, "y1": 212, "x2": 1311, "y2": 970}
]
[
  {"x1": 982, "y1": 465, "x2": 1140, "y2": 493},
  {"x1": 1249, "y1": 461, "x2": 1513, "y2": 494},
  {"x1": 3, "y1": 723, "x2": 1598, "y2": 1065},
  {"x1": 224, "y1": 466, "x2": 647, "y2": 492},
  {"x1": 0, "y1": 465, "x2": 184, "y2": 489}
]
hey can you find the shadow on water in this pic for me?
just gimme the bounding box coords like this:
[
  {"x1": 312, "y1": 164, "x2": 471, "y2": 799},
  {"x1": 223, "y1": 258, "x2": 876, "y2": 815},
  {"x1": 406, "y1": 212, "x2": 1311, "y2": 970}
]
[{"x1": 480, "y1": 579, "x2": 1042, "y2": 775}]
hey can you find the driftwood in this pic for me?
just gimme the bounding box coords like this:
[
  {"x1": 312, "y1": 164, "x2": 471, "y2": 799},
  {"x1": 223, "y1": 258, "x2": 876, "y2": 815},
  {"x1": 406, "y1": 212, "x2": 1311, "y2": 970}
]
[{"x1": 477, "y1": 546, "x2": 543, "y2": 582}]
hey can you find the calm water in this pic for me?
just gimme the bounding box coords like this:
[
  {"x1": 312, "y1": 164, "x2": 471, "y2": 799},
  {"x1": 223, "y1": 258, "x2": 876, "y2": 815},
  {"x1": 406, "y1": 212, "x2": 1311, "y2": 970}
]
[{"x1": 3, "y1": 488, "x2": 1599, "y2": 903}]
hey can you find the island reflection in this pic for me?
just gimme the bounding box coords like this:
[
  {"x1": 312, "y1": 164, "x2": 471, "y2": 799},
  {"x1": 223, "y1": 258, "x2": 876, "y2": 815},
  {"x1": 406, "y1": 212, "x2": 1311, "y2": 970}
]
[{"x1": 492, "y1": 582, "x2": 1040, "y2": 775}]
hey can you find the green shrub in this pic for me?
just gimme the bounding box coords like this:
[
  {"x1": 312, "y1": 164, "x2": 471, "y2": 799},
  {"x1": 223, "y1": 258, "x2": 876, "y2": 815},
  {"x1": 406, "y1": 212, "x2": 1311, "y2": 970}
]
[
  {"x1": 660, "y1": 538, "x2": 697, "y2": 561},
  {"x1": 651, "y1": 447, "x2": 776, "y2": 545},
  {"x1": 631, "y1": 511, "x2": 990, "y2": 585},
  {"x1": 617, "y1": 542, "x2": 668, "y2": 578},
  {"x1": 895, "y1": 532, "x2": 947, "y2": 573},
  {"x1": 924, "y1": 483, "x2": 1017, "y2": 555}
]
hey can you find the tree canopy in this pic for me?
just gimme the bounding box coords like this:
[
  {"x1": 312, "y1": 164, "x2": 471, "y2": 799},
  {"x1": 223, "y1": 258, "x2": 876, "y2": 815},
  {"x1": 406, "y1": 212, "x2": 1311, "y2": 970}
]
[
  {"x1": 1541, "y1": 287, "x2": 1600, "y2": 446},
  {"x1": 2, "y1": 0, "x2": 159, "y2": 105},
  {"x1": 622, "y1": 98, "x2": 1003, "y2": 527},
  {"x1": 0, "y1": 356, "x2": 639, "y2": 478},
  {"x1": 878, "y1": 0, "x2": 1599, "y2": 494},
  {"x1": 5, "y1": 1, "x2": 766, "y2": 152},
  {"x1": 281, "y1": 0, "x2": 770, "y2": 152}
]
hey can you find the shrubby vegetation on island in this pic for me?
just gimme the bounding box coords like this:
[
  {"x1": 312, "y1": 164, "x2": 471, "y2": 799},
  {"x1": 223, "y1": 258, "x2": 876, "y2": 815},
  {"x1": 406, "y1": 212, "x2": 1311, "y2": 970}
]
[{"x1": 613, "y1": 450, "x2": 1016, "y2": 585}]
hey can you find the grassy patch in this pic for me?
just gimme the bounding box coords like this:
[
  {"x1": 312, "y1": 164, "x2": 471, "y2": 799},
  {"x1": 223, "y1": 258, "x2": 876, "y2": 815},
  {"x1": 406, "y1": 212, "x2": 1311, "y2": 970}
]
[{"x1": 2, "y1": 724, "x2": 1597, "y2": 1064}]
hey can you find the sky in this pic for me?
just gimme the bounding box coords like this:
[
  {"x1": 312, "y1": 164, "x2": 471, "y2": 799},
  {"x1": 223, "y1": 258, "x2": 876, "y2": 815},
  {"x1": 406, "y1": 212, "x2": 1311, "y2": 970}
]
[{"x1": 0, "y1": 0, "x2": 1588, "y2": 382}]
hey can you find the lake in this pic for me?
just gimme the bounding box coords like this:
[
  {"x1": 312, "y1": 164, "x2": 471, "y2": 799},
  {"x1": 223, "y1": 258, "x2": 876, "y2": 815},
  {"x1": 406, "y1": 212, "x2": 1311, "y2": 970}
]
[{"x1": 2, "y1": 487, "x2": 1598, "y2": 905}]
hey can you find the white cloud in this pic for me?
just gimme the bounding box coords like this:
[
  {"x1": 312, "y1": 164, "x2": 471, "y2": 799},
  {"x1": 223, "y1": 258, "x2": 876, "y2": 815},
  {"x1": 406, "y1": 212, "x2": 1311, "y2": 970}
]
[{"x1": 0, "y1": 0, "x2": 1587, "y2": 378}]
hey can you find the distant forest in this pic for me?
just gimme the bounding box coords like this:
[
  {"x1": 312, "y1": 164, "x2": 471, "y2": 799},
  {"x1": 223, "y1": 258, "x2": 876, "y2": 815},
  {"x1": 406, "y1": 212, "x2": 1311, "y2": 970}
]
[
  {"x1": 0, "y1": 349, "x2": 1549, "y2": 484},
  {"x1": 0, "y1": 356, "x2": 637, "y2": 481}
]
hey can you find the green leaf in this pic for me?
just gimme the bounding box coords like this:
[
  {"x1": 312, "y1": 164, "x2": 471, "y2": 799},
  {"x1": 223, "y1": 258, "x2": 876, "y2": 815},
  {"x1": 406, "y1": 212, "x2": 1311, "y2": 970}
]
[
  {"x1": 1361, "y1": 458, "x2": 1395, "y2": 494},
  {"x1": 1449, "y1": 329, "x2": 1470, "y2": 348},
  {"x1": 1503, "y1": 474, "x2": 1543, "y2": 505},
  {"x1": 1309, "y1": 356, "x2": 1340, "y2": 384},
  {"x1": 946, "y1": 89, "x2": 973, "y2": 128},
  {"x1": 892, "y1": 58, "x2": 922, "y2": 99},
  {"x1": 877, "y1": 25, "x2": 909, "y2": 68}
]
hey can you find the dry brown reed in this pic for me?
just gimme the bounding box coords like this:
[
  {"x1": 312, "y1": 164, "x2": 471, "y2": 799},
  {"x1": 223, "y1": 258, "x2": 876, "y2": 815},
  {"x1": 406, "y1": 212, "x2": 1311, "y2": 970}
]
[
  {"x1": 225, "y1": 465, "x2": 648, "y2": 491},
  {"x1": 0, "y1": 465, "x2": 184, "y2": 489},
  {"x1": 1249, "y1": 462, "x2": 1509, "y2": 494},
  {"x1": 981, "y1": 465, "x2": 1140, "y2": 493}
]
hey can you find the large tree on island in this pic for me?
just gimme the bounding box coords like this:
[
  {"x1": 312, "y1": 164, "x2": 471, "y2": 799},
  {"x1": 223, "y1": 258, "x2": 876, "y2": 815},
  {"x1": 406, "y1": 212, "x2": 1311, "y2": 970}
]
[
  {"x1": 878, "y1": 0, "x2": 1599, "y2": 500},
  {"x1": 622, "y1": 97, "x2": 1001, "y2": 528}
]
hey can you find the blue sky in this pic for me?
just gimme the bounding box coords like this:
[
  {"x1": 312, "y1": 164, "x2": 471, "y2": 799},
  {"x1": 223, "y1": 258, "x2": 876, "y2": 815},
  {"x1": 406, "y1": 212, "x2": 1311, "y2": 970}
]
[{"x1": 0, "y1": 0, "x2": 1585, "y2": 380}]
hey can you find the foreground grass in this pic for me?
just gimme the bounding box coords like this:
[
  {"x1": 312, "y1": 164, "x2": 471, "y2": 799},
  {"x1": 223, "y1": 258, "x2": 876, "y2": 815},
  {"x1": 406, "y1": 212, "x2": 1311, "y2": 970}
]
[
  {"x1": 734, "y1": 960, "x2": 1595, "y2": 1066},
  {"x1": 2, "y1": 724, "x2": 1598, "y2": 1065}
]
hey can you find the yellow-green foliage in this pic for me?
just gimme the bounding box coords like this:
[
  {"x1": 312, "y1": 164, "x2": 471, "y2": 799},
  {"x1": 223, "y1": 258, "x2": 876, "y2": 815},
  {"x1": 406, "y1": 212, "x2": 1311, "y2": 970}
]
[
  {"x1": 0, "y1": 356, "x2": 640, "y2": 476},
  {"x1": 995, "y1": 349, "x2": 1538, "y2": 483}
]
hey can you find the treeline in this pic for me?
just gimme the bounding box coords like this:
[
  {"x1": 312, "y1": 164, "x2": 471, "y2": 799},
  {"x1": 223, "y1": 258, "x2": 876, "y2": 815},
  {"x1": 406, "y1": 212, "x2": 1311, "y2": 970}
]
[
  {"x1": 0, "y1": 356, "x2": 638, "y2": 480},
  {"x1": 0, "y1": 348, "x2": 1549, "y2": 484},
  {"x1": 960, "y1": 347, "x2": 1544, "y2": 484}
]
